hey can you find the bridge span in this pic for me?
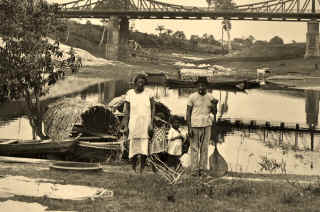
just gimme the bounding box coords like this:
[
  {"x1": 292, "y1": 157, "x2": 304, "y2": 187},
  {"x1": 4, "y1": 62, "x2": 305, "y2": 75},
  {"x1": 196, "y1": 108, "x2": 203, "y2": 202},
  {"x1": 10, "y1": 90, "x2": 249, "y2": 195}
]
[{"x1": 54, "y1": 0, "x2": 320, "y2": 60}]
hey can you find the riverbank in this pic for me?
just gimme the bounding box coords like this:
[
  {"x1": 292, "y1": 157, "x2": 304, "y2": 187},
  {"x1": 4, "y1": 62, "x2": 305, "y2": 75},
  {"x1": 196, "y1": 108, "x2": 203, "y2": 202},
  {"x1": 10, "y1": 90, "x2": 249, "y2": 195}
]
[{"x1": 1, "y1": 159, "x2": 320, "y2": 212}]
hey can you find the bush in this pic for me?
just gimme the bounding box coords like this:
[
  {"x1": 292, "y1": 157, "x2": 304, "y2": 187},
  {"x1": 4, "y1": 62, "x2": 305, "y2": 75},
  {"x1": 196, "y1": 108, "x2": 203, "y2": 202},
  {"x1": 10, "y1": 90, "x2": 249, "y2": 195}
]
[{"x1": 269, "y1": 36, "x2": 284, "y2": 45}]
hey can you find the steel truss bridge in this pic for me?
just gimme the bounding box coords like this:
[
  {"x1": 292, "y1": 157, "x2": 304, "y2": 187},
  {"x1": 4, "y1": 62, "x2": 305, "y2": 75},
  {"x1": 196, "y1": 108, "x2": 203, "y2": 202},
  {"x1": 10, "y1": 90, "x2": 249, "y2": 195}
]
[{"x1": 57, "y1": 0, "x2": 320, "y2": 21}]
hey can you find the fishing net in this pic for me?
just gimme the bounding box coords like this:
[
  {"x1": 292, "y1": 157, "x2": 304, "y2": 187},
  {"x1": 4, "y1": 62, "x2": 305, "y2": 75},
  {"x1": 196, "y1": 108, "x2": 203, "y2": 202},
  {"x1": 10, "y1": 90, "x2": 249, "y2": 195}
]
[
  {"x1": 147, "y1": 154, "x2": 184, "y2": 185},
  {"x1": 43, "y1": 98, "x2": 119, "y2": 141}
]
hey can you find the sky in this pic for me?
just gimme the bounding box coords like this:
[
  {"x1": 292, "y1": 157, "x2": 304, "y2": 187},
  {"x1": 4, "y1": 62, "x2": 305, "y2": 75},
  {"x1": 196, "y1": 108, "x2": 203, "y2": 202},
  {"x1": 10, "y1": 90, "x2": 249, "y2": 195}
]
[{"x1": 51, "y1": 0, "x2": 308, "y2": 43}]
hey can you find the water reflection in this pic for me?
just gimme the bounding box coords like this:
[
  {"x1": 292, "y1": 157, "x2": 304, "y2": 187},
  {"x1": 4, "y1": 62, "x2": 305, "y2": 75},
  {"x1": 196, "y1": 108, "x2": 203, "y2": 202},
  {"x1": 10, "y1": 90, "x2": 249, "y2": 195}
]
[
  {"x1": 1, "y1": 80, "x2": 320, "y2": 175},
  {"x1": 305, "y1": 90, "x2": 320, "y2": 129}
]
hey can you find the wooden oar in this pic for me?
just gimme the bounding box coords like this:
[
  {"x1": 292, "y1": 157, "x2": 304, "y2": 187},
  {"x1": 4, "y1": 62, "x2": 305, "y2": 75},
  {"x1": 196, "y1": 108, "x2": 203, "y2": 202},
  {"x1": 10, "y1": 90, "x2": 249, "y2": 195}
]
[{"x1": 208, "y1": 114, "x2": 228, "y2": 178}]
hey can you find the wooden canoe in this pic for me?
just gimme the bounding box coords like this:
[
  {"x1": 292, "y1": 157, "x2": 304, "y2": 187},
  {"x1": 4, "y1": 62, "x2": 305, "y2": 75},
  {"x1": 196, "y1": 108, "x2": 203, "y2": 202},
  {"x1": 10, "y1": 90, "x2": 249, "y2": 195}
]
[
  {"x1": 165, "y1": 78, "x2": 260, "y2": 91},
  {"x1": 0, "y1": 137, "x2": 78, "y2": 157}
]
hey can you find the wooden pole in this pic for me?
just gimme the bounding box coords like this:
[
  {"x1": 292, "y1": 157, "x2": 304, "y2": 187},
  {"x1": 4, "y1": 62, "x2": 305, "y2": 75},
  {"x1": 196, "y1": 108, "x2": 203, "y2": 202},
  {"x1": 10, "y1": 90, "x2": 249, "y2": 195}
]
[
  {"x1": 311, "y1": 128, "x2": 314, "y2": 151},
  {"x1": 295, "y1": 124, "x2": 299, "y2": 150}
]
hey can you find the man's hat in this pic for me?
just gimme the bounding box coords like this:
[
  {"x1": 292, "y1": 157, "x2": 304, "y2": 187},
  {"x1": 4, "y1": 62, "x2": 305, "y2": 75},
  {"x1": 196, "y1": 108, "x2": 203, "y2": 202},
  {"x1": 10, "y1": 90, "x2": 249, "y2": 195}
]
[{"x1": 194, "y1": 76, "x2": 209, "y2": 85}]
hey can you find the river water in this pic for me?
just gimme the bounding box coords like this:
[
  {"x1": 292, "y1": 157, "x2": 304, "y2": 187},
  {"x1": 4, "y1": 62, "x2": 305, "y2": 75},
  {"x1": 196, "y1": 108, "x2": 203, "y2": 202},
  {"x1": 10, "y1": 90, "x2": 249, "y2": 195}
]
[{"x1": 1, "y1": 80, "x2": 320, "y2": 176}]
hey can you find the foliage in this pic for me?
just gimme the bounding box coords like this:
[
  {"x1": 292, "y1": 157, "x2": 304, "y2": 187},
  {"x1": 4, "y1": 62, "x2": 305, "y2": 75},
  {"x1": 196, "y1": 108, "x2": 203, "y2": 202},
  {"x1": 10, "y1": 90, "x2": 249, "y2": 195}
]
[
  {"x1": 155, "y1": 25, "x2": 165, "y2": 35},
  {"x1": 94, "y1": 0, "x2": 131, "y2": 10},
  {"x1": 206, "y1": 0, "x2": 237, "y2": 9},
  {"x1": 258, "y1": 156, "x2": 286, "y2": 173},
  {"x1": 269, "y1": 36, "x2": 284, "y2": 45},
  {"x1": 0, "y1": 0, "x2": 65, "y2": 139}
]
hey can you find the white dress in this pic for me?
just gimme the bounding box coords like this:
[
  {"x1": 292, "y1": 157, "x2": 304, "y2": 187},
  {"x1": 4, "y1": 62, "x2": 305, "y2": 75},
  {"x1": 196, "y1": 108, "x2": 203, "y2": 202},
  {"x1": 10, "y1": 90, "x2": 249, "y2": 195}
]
[
  {"x1": 125, "y1": 88, "x2": 152, "y2": 158},
  {"x1": 167, "y1": 127, "x2": 183, "y2": 156}
]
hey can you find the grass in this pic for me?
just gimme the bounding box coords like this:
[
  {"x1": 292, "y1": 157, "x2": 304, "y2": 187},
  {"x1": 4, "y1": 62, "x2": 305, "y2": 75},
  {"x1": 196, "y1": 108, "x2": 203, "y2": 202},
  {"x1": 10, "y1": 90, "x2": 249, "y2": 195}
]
[{"x1": 1, "y1": 162, "x2": 320, "y2": 212}]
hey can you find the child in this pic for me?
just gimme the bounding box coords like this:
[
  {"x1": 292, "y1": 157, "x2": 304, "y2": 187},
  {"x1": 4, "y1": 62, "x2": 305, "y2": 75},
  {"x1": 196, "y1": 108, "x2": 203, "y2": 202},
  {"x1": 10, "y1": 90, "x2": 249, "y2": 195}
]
[
  {"x1": 149, "y1": 113, "x2": 169, "y2": 158},
  {"x1": 167, "y1": 115, "x2": 184, "y2": 169}
]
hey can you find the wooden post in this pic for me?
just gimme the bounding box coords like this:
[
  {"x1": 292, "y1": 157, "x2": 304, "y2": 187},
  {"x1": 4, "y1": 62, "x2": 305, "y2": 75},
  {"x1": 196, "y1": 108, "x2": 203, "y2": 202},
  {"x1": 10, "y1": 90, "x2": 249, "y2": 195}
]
[
  {"x1": 311, "y1": 128, "x2": 314, "y2": 151},
  {"x1": 295, "y1": 124, "x2": 299, "y2": 150},
  {"x1": 280, "y1": 122, "x2": 285, "y2": 145},
  {"x1": 265, "y1": 121, "x2": 270, "y2": 144}
]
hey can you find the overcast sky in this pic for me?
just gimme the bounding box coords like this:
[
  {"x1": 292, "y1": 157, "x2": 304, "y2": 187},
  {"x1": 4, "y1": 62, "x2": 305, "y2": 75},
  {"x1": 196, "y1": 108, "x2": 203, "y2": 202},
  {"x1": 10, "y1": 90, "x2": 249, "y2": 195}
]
[{"x1": 51, "y1": 0, "x2": 308, "y2": 43}]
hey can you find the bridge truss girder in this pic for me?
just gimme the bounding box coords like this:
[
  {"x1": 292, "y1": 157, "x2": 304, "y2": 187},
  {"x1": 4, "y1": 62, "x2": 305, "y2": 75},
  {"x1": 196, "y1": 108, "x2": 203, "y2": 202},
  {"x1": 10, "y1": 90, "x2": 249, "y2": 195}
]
[
  {"x1": 235, "y1": 0, "x2": 320, "y2": 13},
  {"x1": 58, "y1": 0, "x2": 189, "y2": 12},
  {"x1": 58, "y1": 0, "x2": 320, "y2": 14}
]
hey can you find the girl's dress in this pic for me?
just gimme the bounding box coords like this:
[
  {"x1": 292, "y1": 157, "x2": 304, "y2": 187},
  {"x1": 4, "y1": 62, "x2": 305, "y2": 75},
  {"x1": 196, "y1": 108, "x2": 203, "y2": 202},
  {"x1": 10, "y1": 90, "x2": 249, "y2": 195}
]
[
  {"x1": 125, "y1": 88, "x2": 153, "y2": 159},
  {"x1": 149, "y1": 124, "x2": 168, "y2": 155}
]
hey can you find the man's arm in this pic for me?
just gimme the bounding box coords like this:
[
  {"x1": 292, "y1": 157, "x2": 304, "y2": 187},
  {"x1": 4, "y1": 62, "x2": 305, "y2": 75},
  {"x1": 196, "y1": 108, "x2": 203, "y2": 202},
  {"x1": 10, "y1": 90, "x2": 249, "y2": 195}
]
[{"x1": 186, "y1": 105, "x2": 193, "y2": 137}]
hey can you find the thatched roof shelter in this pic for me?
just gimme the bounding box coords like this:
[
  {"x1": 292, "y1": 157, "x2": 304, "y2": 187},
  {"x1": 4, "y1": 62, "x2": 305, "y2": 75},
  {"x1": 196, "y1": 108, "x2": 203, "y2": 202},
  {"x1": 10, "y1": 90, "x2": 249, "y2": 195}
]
[{"x1": 43, "y1": 98, "x2": 119, "y2": 141}]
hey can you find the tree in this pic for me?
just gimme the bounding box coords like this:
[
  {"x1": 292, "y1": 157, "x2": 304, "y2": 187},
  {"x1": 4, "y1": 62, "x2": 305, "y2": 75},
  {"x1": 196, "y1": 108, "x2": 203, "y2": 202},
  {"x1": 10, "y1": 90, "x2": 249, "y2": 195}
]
[
  {"x1": 165, "y1": 29, "x2": 173, "y2": 36},
  {"x1": 99, "y1": 19, "x2": 108, "y2": 46},
  {"x1": 222, "y1": 19, "x2": 232, "y2": 52},
  {"x1": 269, "y1": 36, "x2": 284, "y2": 45},
  {"x1": 0, "y1": 0, "x2": 65, "y2": 139},
  {"x1": 173, "y1": 31, "x2": 186, "y2": 40},
  {"x1": 190, "y1": 35, "x2": 200, "y2": 49},
  {"x1": 255, "y1": 40, "x2": 268, "y2": 45},
  {"x1": 155, "y1": 25, "x2": 165, "y2": 36},
  {"x1": 206, "y1": 0, "x2": 236, "y2": 10},
  {"x1": 206, "y1": 0, "x2": 235, "y2": 52}
]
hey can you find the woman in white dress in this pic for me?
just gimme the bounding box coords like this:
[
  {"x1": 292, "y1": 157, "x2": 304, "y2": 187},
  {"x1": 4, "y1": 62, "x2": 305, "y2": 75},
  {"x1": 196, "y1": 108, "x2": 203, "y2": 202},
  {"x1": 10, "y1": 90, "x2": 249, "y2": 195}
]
[{"x1": 122, "y1": 74, "x2": 155, "y2": 174}]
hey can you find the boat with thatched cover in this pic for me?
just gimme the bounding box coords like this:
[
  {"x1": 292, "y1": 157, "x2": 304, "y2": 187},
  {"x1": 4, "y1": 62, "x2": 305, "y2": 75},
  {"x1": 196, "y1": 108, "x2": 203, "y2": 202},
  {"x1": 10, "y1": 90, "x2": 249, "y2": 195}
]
[
  {"x1": 43, "y1": 98, "x2": 121, "y2": 161},
  {"x1": 0, "y1": 137, "x2": 78, "y2": 158}
]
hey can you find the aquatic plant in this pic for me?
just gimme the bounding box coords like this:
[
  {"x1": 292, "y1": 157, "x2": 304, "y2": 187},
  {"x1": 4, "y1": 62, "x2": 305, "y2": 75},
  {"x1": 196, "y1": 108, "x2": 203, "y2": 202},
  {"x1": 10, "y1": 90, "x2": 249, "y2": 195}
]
[{"x1": 258, "y1": 155, "x2": 287, "y2": 173}]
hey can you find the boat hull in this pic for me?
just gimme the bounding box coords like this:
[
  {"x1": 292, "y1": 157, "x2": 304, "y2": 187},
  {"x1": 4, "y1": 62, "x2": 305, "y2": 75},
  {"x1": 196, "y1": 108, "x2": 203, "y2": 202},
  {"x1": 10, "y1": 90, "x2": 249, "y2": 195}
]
[
  {"x1": 0, "y1": 138, "x2": 78, "y2": 157},
  {"x1": 165, "y1": 78, "x2": 259, "y2": 91}
]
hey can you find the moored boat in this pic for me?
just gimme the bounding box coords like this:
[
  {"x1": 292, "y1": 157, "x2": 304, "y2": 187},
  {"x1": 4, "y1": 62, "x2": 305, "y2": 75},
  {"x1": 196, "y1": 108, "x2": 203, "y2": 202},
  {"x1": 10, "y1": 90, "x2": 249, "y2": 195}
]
[
  {"x1": 165, "y1": 78, "x2": 259, "y2": 91},
  {"x1": 0, "y1": 137, "x2": 79, "y2": 157}
]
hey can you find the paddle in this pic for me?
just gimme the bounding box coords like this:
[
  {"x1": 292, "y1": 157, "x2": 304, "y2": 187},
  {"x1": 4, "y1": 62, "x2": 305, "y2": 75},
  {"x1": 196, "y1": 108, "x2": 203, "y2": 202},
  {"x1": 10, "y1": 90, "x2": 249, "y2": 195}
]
[{"x1": 208, "y1": 114, "x2": 228, "y2": 178}]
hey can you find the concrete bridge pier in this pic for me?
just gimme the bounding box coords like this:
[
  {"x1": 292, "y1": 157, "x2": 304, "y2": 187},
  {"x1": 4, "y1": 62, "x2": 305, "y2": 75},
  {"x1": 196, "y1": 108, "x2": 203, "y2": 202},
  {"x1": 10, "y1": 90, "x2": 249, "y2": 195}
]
[
  {"x1": 105, "y1": 16, "x2": 129, "y2": 61},
  {"x1": 305, "y1": 21, "x2": 320, "y2": 59}
]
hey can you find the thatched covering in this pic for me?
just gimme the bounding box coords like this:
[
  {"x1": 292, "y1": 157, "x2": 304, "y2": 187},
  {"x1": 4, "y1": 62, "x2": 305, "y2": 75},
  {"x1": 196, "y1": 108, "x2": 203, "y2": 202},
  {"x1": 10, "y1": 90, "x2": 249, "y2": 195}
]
[{"x1": 43, "y1": 98, "x2": 119, "y2": 141}]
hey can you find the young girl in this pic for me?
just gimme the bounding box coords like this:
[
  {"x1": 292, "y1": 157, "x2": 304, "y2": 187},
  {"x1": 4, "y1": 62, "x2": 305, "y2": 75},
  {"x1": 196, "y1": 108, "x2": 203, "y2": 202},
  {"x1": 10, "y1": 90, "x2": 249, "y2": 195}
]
[{"x1": 167, "y1": 116, "x2": 184, "y2": 169}]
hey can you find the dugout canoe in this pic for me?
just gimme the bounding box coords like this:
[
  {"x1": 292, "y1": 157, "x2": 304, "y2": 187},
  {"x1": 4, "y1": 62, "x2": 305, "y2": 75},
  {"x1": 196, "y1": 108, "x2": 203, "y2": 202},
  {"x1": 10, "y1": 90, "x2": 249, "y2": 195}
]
[
  {"x1": 165, "y1": 78, "x2": 260, "y2": 91},
  {"x1": 0, "y1": 137, "x2": 79, "y2": 157}
]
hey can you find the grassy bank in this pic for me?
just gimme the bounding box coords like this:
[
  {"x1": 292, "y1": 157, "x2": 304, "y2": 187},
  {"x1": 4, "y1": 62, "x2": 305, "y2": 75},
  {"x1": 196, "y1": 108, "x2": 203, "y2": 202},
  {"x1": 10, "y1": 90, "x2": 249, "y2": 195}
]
[{"x1": 2, "y1": 162, "x2": 320, "y2": 212}]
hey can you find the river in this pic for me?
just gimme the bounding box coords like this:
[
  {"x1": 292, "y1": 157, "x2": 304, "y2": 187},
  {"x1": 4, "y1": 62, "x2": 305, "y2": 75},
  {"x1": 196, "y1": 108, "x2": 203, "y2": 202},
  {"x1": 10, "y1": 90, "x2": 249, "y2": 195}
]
[{"x1": 1, "y1": 80, "x2": 320, "y2": 176}]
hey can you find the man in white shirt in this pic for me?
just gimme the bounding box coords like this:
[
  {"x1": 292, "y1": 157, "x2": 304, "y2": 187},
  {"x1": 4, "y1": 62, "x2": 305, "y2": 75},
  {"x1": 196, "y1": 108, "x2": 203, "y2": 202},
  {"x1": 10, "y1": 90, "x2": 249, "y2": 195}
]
[{"x1": 186, "y1": 76, "x2": 218, "y2": 176}]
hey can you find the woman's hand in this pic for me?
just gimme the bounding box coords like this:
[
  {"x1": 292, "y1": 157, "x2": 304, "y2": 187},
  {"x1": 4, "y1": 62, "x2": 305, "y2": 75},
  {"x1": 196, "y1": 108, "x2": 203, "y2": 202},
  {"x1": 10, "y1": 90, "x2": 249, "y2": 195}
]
[{"x1": 148, "y1": 123, "x2": 154, "y2": 138}]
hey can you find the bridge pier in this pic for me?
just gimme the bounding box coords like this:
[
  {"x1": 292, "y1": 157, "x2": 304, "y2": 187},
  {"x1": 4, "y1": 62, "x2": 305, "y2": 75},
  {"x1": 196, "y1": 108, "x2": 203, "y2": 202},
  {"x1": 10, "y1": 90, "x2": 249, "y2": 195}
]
[
  {"x1": 105, "y1": 16, "x2": 129, "y2": 61},
  {"x1": 305, "y1": 21, "x2": 320, "y2": 59}
]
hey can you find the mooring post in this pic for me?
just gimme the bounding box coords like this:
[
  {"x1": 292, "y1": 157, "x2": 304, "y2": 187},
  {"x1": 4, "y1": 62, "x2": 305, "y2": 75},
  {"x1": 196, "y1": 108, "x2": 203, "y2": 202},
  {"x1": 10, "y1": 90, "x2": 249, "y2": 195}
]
[
  {"x1": 295, "y1": 124, "x2": 299, "y2": 150},
  {"x1": 311, "y1": 128, "x2": 314, "y2": 151},
  {"x1": 265, "y1": 121, "x2": 270, "y2": 144},
  {"x1": 249, "y1": 120, "x2": 257, "y2": 133},
  {"x1": 279, "y1": 122, "x2": 285, "y2": 145}
]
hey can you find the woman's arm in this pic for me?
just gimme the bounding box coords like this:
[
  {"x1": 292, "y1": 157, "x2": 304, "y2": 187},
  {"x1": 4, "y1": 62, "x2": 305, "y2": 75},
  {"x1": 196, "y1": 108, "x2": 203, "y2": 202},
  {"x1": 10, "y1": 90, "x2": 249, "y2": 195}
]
[
  {"x1": 150, "y1": 97, "x2": 155, "y2": 128},
  {"x1": 121, "y1": 101, "x2": 130, "y2": 135}
]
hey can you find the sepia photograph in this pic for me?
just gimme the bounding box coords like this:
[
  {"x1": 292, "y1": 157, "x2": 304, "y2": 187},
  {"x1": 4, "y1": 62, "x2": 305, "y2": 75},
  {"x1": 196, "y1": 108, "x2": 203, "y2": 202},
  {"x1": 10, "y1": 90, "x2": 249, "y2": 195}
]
[{"x1": 1, "y1": 0, "x2": 320, "y2": 211}]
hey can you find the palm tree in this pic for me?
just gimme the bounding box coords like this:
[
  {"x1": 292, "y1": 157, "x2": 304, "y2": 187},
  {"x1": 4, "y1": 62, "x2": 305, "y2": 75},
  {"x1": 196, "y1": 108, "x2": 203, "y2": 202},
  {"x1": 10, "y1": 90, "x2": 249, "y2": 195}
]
[
  {"x1": 222, "y1": 19, "x2": 232, "y2": 52},
  {"x1": 155, "y1": 25, "x2": 165, "y2": 36},
  {"x1": 99, "y1": 19, "x2": 108, "y2": 46}
]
